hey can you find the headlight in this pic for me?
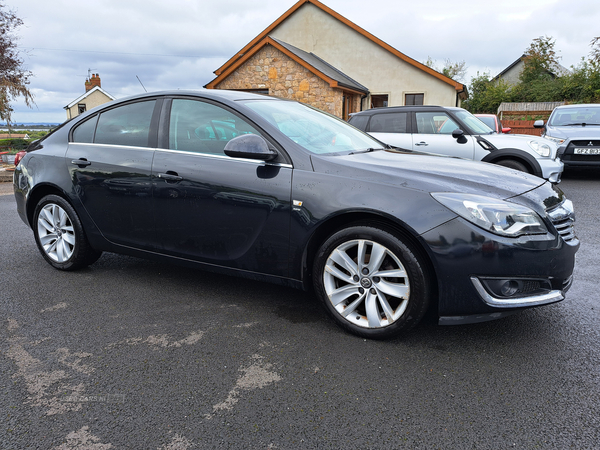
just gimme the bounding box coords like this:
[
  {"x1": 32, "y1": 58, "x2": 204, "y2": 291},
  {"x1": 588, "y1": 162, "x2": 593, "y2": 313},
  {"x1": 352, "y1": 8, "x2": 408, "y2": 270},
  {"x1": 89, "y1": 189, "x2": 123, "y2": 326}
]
[
  {"x1": 543, "y1": 135, "x2": 565, "y2": 145},
  {"x1": 431, "y1": 193, "x2": 548, "y2": 237},
  {"x1": 528, "y1": 140, "x2": 552, "y2": 157}
]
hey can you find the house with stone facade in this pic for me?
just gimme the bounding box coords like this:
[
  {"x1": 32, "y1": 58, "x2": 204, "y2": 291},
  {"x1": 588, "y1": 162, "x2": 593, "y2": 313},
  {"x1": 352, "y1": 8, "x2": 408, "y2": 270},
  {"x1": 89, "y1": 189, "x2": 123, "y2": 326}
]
[
  {"x1": 205, "y1": 0, "x2": 466, "y2": 120},
  {"x1": 64, "y1": 74, "x2": 115, "y2": 120}
]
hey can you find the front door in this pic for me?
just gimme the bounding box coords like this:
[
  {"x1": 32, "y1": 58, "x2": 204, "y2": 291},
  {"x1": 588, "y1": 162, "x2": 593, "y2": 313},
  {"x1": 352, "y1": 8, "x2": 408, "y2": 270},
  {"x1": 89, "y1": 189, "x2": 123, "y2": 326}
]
[
  {"x1": 412, "y1": 111, "x2": 475, "y2": 159},
  {"x1": 152, "y1": 98, "x2": 292, "y2": 277}
]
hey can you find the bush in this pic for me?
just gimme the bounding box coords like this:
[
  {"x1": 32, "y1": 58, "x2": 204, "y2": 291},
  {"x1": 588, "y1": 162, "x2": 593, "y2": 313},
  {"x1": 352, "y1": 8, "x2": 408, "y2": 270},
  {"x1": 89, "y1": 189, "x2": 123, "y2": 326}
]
[{"x1": 0, "y1": 138, "x2": 31, "y2": 153}]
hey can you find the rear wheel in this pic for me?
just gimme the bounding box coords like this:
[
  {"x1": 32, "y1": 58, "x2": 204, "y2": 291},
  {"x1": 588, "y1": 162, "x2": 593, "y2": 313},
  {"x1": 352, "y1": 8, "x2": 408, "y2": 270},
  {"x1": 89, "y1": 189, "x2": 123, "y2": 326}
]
[
  {"x1": 496, "y1": 159, "x2": 529, "y2": 173},
  {"x1": 33, "y1": 195, "x2": 102, "y2": 271},
  {"x1": 313, "y1": 226, "x2": 430, "y2": 339}
]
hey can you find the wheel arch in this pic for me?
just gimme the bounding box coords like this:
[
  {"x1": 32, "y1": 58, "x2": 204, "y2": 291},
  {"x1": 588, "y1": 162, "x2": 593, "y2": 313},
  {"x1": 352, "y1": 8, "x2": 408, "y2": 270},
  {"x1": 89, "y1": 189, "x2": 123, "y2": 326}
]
[
  {"x1": 482, "y1": 148, "x2": 542, "y2": 177},
  {"x1": 300, "y1": 211, "x2": 439, "y2": 302},
  {"x1": 26, "y1": 183, "x2": 73, "y2": 228}
]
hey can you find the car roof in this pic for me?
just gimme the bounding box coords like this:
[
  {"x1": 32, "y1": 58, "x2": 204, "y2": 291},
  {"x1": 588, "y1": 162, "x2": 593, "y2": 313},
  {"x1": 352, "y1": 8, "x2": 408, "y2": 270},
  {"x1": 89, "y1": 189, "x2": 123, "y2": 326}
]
[
  {"x1": 554, "y1": 104, "x2": 600, "y2": 110},
  {"x1": 113, "y1": 89, "x2": 280, "y2": 105},
  {"x1": 351, "y1": 105, "x2": 463, "y2": 116}
]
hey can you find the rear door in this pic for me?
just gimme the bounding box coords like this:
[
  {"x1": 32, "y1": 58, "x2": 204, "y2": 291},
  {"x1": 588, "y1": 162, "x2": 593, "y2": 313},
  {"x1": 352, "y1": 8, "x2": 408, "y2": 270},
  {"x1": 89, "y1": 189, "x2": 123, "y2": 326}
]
[
  {"x1": 66, "y1": 99, "x2": 161, "y2": 249},
  {"x1": 364, "y1": 111, "x2": 413, "y2": 150}
]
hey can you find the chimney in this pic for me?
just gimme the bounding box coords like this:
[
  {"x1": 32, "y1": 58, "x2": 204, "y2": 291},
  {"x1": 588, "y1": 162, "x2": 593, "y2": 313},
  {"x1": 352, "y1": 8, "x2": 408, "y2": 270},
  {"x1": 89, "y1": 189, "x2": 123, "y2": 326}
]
[{"x1": 85, "y1": 73, "x2": 102, "y2": 91}]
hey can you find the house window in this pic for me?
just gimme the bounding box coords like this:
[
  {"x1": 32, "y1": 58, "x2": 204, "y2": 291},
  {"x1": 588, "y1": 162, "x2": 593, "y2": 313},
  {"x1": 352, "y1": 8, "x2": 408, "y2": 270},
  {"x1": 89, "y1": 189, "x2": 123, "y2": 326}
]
[
  {"x1": 370, "y1": 95, "x2": 388, "y2": 108},
  {"x1": 405, "y1": 94, "x2": 424, "y2": 105},
  {"x1": 78, "y1": 104, "x2": 87, "y2": 115}
]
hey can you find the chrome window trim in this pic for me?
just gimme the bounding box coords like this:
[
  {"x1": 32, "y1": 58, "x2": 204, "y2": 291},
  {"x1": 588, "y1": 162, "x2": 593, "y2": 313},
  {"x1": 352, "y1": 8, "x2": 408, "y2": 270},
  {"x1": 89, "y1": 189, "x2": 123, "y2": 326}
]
[
  {"x1": 67, "y1": 143, "x2": 293, "y2": 168},
  {"x1": 156, "y1": 148, "x2": 293, "y2": 168}
]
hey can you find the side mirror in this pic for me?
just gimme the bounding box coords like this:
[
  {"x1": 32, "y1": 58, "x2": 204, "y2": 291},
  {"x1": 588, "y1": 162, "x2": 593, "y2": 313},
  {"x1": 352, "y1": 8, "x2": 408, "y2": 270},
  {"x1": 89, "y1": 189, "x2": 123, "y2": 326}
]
[
  {"x1": 533, "y1": 120, "x2": 545, "y2": 128},
  {"x1": 451, "y1": 128, "x2": 468, "y2": 144},
  {"x1": 501, "y1": 127, "x2": 512, "y2": 134},
  {"x1": 224, "y1": 134, "x2": 277, "y2": 161}
]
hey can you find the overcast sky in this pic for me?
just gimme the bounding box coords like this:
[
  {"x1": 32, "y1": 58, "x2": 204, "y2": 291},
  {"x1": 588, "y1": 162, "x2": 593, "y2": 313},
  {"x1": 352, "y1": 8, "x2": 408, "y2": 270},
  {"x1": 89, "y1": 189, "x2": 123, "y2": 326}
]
[{"x1": 8, "y1": 0, "x2": 600, "y2": 124}]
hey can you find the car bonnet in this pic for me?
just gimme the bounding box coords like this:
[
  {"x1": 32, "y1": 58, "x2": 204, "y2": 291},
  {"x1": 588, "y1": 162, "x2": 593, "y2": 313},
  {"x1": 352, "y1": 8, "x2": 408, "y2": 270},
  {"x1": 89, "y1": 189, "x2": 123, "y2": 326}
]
[{"x1": 310, "y1": 150, "x2": 546, "y2": 200}]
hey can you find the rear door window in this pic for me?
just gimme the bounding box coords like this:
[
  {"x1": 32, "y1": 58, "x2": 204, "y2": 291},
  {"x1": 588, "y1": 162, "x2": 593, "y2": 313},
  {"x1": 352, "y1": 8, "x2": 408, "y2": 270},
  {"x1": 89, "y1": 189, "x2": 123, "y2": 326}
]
[
  {"x1": 94, "y1": 100, "x2": 156, "y2": 147},
  {"x1": 72, "y1": 116, "x2": 98, "y2": 143},
  {"x1": 368, "y1": 112, "x2": 409, "y2": 133}
]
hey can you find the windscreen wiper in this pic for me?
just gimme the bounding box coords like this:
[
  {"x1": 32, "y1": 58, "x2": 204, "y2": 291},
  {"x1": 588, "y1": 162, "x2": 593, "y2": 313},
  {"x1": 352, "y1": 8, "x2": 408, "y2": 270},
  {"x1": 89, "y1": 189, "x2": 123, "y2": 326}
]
[{"x1": 348, "y1": 147, "x2": 385, "y2": 155}]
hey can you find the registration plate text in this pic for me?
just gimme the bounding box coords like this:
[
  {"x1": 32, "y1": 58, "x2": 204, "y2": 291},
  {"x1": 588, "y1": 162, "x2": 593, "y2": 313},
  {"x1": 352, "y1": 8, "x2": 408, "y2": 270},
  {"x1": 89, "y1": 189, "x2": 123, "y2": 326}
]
[{"x1": 574, "y1": 148, "x2": 600, "y2": 155}]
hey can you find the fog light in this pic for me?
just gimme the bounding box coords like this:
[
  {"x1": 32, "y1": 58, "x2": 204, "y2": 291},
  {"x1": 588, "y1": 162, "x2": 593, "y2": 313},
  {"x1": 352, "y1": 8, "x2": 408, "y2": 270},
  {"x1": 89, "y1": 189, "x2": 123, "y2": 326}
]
[
  {"x1": 500, "y1": 280, "x2": 519, "y2": 297},
  {"x1": 478, "y1": 277, "x2": 552, "y2": 299}
]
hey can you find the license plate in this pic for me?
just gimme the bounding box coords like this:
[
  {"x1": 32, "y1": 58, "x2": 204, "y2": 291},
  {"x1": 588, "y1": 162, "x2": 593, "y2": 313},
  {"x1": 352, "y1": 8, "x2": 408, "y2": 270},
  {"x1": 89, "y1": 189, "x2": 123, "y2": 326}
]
[{"x1": 574, "y1": 148, "x2": 600, "y2": 155}]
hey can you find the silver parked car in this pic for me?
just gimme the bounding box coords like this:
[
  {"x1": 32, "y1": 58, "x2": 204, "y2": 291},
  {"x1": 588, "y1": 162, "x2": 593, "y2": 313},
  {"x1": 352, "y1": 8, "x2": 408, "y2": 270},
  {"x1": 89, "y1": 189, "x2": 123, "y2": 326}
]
[{"x1": 534, "y1": 104, "x2": 600, "y2": 168}]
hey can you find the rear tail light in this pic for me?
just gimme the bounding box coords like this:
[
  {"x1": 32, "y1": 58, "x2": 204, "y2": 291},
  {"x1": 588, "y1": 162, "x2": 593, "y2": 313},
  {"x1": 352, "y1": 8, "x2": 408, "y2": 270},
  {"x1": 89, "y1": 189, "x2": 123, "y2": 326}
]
[{"x1": 14, "y1": 151, "x2": 26, "y2": 166}]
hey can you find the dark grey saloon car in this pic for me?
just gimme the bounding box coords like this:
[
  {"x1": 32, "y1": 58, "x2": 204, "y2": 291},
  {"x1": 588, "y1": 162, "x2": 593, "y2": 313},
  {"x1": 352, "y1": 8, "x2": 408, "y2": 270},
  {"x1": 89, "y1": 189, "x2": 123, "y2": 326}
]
[{"x1": 13, "y1": 90, "x2": 579, "y2": 339}]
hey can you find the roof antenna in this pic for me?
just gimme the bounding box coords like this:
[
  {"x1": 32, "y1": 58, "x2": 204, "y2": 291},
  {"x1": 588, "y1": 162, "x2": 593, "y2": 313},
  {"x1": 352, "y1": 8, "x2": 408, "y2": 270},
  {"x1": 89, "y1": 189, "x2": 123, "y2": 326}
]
[{"x1": 136, "y1": 75, "x2": 147, "y2": 93}]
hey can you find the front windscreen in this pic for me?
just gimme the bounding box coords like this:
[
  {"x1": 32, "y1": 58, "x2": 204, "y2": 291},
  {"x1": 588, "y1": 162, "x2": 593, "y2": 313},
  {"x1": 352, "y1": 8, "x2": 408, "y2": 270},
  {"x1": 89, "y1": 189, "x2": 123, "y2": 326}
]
[
  {"x1": 243, "y1": 100, "x2": 385, "y2": 154},
  {"x1": 476, "y1": 116, "x2": 495, "y2": 130},
  {"x1": 549, "y1": 107, "x2": 600, "y2": 126},
  {"x1": 455, "y1": 110, "x2": 494, "y2": 135}
]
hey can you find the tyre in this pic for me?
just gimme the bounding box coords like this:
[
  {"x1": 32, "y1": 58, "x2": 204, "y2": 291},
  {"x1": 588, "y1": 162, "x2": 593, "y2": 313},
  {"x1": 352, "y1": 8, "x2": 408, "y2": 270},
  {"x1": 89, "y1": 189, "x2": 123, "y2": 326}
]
[
  {"x1": 313, "y1": 226, "x2": 430, "y2": 339},
  {"x1": 496, "y1": 159, "x2": 529, "y2": 173},
  {"x1": 33, "y1": 195, "x2": 102, "y2": 271}
]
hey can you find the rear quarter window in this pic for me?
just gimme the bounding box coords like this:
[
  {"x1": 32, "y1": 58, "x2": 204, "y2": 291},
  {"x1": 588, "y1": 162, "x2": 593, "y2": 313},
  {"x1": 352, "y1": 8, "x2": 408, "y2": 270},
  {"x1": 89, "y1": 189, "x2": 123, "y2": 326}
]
[{"x1": 348, "y1": 114, "x2": 369, "y2": 131}]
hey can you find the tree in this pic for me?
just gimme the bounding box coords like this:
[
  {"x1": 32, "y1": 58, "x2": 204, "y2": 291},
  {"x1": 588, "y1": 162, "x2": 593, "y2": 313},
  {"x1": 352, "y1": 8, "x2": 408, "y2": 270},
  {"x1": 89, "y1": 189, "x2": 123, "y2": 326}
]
[
  {"x1": 519, "y1": 36, "x2": 561, "y2": 84},
  {"x1": 424, "y1": 56, "x2": 468, "y2": 83},
  {"x1": 590, "y1": 37, "x2": 600, "y2": 64},
  {"x1": 462, "y1": 72, "x2": 512, "y2": 114},
  {"x1": 0, "y1": 3, "x2": 33, "y2": 125}
]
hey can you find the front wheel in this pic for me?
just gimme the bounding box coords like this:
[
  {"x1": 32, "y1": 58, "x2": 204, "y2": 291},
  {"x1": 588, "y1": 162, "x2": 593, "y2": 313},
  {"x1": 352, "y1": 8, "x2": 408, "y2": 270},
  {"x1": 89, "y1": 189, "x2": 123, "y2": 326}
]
[
  {"x1": 33, "y1": 195, "x2": 102, "y2": 271},
  {"x1": 496, "y1": 159, "x2": 529, "y2": 173},
  {"x1": 313, "y1": 226, "x2": 431, "y2": 339}
]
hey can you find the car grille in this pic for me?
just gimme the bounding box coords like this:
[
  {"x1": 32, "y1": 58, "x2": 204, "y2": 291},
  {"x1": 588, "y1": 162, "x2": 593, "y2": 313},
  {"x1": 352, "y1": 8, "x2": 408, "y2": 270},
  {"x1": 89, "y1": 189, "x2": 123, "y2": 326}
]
[
  {"x1": 552, "y1": 216, "x2": 576, "y2": 242},
  {"x1": 547, "y1": 200, "x2": 577, "y2": 243},
  {"x1": 566, "y1": 140, "x2": 600, "y2": 162}
]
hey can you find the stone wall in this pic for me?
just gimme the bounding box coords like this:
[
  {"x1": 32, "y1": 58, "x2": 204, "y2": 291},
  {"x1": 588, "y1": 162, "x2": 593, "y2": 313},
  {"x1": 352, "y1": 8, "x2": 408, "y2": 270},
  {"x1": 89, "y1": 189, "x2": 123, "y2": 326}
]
[{"x1": 216, "y1": 45, "x2": 346, "y2": 117}]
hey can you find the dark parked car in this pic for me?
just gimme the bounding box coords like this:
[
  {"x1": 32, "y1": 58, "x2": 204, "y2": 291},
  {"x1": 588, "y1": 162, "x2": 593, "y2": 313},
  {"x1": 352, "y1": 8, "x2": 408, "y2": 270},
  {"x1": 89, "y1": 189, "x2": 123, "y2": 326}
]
[
  {"x1": 348, "y1": 106, "x2": 563, "y2": 182},
  {"x1": 474, "y1": 113, "x2": 511, "y2": 134},
  {"x1": 534, "y1": 104, "x2": 600, "y2": 168},
  {"x1": 13, "y1": 90, "x2": 579, "y2": 339}
]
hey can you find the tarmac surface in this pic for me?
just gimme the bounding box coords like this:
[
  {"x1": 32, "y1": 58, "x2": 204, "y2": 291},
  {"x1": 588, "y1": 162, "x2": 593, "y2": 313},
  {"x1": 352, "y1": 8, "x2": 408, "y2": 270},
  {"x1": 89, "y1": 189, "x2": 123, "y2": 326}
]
[{"x1": 1, "y1": 170, "x2": 599, "y2": 449}]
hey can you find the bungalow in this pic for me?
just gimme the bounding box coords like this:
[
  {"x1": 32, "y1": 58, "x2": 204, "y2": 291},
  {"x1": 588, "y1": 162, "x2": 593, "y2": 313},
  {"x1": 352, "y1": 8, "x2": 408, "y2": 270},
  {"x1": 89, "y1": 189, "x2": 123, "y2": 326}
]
[
  {"x1": 206, "y1": 0, "x2": 467, "y2": 119},
  {"x1": 64, "y1": 74, "x2": 115, "y2": 120}
]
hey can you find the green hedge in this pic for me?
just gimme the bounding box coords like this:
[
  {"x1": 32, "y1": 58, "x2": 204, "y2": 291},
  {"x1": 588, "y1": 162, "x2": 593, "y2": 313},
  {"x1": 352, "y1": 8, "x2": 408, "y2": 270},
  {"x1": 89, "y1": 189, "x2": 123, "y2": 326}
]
[{"x1": 0, "y1": 138, "x2": 31, "y2": 153}]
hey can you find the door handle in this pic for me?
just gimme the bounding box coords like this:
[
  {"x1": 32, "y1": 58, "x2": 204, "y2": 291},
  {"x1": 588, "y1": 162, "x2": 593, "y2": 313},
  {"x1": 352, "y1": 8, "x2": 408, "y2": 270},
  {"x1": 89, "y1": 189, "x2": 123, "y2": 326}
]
[
  {"x1": 158, "y1": 172, "x2": 183, "y2": 182},
  {"x1": 415, "y1": 142, "x2": 429, "y2": 147},
  {"x1": 71, "y1": 159, "x2": 91, "y2": 166}
]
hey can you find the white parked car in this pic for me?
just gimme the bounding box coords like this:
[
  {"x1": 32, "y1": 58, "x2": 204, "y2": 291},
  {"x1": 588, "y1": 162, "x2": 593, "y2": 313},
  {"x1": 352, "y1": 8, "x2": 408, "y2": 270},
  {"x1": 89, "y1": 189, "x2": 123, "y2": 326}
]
[{"x1": 348, "y1": 106, "x2": 564, "y2": 182}]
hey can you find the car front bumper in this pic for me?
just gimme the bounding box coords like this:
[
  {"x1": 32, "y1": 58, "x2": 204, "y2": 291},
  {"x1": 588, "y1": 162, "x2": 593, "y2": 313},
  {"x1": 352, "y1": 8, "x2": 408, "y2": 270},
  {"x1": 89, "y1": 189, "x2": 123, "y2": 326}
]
[
  {"x1": 538, "y1": 157, "x2": 564, "y2": 183},
  {"x1": 421, "y1": 215, "x2": 579, "y2": 323}
]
